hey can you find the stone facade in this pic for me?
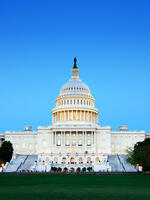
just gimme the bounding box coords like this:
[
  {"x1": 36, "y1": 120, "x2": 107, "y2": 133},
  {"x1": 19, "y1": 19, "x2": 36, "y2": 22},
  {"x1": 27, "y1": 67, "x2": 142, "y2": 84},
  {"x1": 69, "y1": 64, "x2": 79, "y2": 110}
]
[{"x1": 0, "y1": 59, "x2": 148, "y2": 171}]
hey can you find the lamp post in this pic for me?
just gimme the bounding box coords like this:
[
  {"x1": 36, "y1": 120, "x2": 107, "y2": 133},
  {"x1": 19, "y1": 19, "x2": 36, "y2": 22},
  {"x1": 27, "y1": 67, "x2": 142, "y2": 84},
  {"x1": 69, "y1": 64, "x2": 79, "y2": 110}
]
[{"x1": 1, "y1": 163, "x2": 5, "y2": 173}]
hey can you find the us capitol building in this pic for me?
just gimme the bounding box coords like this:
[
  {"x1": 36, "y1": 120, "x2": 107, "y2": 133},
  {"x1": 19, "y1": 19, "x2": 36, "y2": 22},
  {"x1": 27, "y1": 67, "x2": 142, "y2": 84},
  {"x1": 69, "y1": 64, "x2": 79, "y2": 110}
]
[{"x1": 0, "y1": 58, "x2": 148, "y2": 172}]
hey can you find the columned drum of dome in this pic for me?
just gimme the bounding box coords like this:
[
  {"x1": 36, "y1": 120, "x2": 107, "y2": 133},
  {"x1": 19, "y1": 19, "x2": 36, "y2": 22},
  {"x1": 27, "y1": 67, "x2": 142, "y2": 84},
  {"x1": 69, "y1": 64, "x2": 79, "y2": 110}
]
[{"x1": 52, "y1": 59, "x2": 99, "y2": 124}]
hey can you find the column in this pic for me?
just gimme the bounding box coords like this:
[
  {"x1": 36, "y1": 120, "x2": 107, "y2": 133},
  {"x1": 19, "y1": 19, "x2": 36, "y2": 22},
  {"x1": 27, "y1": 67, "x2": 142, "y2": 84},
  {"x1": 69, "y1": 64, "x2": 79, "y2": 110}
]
[
  {"x1": 82, "y1": 131, "x2": 84, "y2": 146},
  {"x1": 93, "y1": 131, "x2": 94, "y2": 145},
  {"x1": 70, "y1": 132, "x2": 72, "y2": 147},
  {"x1": 61, "y1": 131, "x2": 62, "y2": 146},
  {"x1": 55, "y1": 132, "x2": 57, "y2": 145},
  {"x1": 70, "y1": 131, "x2": 71, "y2": 147},
  {"x1": 72, "y1": 110, "x2": 73, "y2": 120},
  {"x1": 63, "y1": 131, "x2": 65, "y2": 146},
  {"x1": 76, "y1": 110, "x2": 77, "y2": 121},
  {"x1": 84, "y1": 111, "x2": 85, "y2": 121},
  {"x1": 94, "y1": 132, "x2": 96, "y2": 145},
  {"x1": 64, "y1": 131, "x2": 65, "y2": 146},
  {"x1": 84, "y1": 132, "x2": 86, "y2": 145},
  {"x1": 53, "y1": 132, "x2": 55, "y2": 145},
  {"x1": 51, "y1": 132, "x2": 53, "y2": 146},
  {"x1": 80, "y1": 110, "x2": 82, "y2": 121}
]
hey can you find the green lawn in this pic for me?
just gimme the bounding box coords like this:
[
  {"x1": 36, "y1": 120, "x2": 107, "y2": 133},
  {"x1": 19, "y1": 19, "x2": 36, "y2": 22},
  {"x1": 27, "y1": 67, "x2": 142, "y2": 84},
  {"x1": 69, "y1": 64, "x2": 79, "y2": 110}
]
[{"x1": 0, "y1": 174, "x2": 150, "y2": 200}]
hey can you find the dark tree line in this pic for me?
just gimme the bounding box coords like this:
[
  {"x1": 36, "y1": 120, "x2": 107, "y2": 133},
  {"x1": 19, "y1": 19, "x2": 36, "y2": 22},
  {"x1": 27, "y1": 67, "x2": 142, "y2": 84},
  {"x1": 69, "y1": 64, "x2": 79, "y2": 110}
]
[
  {"x1": 127, "y1": 138, "x2": 150, "y2": 171},
  {"x1": 0, "y1": 141, "x2": 13, "y2": 164}
]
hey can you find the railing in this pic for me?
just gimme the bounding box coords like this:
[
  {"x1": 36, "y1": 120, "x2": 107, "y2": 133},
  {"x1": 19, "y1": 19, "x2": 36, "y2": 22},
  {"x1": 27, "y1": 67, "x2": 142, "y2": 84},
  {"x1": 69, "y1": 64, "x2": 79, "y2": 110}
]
[
  {"x1": 51, "y1": 163, "x2": 92, "y2": 168},
  {"x1": 17, "y1": 155, "x2": 28, "y2": 172},
  {"x1": 117, "y1": 154, "x2": 126, "y2": 172}
]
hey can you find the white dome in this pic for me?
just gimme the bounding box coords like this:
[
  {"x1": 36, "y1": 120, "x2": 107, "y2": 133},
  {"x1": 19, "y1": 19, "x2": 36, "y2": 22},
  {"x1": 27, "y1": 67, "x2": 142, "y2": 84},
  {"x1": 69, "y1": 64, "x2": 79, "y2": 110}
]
[{"x1": 60, "y1": 79, "x2": 91, "y2": 96}]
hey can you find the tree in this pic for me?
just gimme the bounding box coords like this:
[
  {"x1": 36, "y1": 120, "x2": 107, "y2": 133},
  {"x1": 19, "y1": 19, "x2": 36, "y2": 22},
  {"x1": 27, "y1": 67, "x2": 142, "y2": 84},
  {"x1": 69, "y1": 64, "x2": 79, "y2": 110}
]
[
  {"x1": 0, "y1": 159, "x2": 3, "y2": 167},
  {"x1": 53, "y1": 167, "x2": 57, "y2": 172},
  {"x1": 0, "y1": 141, "x2": 13, "y2": 164},
  {"x1": 77, "y1": 167, "x2": 81, "y2": 172},
  {"x1": 127, "y1": 138, "x2": 150, "y2": 171},
  {"x1": 82, "y1": 167, "x2": 86, "y2": 172},
  {"x1": 58, "y1": 167, "x2": 62, "y2": 172},
  {"x1": 64, "y1": 167, "x2": 68, "y2": 172},
  {"x1": 87, "y1": 167, "x2": 92, "y2": 172}
]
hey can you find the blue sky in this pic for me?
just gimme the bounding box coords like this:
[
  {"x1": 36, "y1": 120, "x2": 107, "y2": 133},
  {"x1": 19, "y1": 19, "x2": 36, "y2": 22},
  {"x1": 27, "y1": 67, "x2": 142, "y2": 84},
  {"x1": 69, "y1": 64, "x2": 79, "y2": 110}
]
[{"x1": 0, "y1": 0, "x2": 150, "y2": 133}]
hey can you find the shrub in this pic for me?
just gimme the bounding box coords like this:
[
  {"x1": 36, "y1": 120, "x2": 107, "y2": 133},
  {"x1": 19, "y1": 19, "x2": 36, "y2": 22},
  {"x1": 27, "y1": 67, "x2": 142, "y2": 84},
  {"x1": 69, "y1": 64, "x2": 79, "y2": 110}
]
[
  {"x1": 82, "y1": 167, "x2": 86, "y2": 172},
  {"x1": 87, "y1": 167, "x2": 92, "y2": 172},
  {"x1": 77, "y1": 167, "x2": 81, "y2": 172},
  {"x1": 58, "y1": 167, "x2": 62, "y2": 172},
  {"x1": 64, "y1": 167, "x2": 68, "y2": 171}
]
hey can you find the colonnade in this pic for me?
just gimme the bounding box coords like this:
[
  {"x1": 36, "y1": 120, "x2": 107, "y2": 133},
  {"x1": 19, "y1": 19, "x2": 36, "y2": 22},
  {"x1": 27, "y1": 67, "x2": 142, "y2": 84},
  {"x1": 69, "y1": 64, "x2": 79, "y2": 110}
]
[
  {"x1": 52, "y1": 131, "x2": 96, "y2": 147},
  {"x1": 52, "y1": 110, "x2": 98, "y2": 123}
]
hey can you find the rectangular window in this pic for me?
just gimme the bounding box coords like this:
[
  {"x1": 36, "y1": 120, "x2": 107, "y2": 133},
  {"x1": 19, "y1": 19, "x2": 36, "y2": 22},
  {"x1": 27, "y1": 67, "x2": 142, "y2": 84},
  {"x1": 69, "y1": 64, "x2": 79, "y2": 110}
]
[{"x1": 72, "y1": 140, "x2": 76, "y2": 146}]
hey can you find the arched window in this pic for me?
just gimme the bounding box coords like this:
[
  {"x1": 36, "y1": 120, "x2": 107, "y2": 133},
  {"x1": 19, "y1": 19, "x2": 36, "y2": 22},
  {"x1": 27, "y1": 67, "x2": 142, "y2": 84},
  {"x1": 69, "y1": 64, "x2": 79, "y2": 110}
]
[
  {"x1": 87, "y1": 157, "x2": 91, "y2": 163},
  {"x1": 62, "y1": 157, "x2": 66, "y2": 164},
  {"x1": 79, "y1": 157, "x2": 83, "y2": 164},
  {"x1": 54, "y1": 157, "x2": 58, "y2": 164},
  {"x1": 95, "y1": 157, "x2": 99, "y2": 163},
  {"x1": 70, "y1": 157, "x2": 75, "y2": 164},
  {"x1": 46, "y1": 157, "x2": 50, "y2": 163}
]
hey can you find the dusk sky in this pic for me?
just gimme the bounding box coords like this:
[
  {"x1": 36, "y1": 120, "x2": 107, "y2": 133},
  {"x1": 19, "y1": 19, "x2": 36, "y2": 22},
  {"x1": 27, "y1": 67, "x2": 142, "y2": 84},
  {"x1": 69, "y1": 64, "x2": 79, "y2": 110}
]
[{"x1": 0, "y1": 0, "x2": 150, "y2": 133}]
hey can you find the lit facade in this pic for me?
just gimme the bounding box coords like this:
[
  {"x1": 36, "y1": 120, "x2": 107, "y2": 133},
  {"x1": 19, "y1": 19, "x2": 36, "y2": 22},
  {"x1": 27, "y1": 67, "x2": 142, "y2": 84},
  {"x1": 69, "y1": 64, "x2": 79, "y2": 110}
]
[{"x1": 0, "y1": 58, "x2": 147, "y2": 171}]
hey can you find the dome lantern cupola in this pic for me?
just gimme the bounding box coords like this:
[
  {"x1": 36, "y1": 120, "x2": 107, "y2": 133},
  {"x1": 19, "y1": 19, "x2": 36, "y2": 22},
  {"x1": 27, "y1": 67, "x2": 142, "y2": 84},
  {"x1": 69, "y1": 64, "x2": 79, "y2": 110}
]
[{"x1": 70, "y1": 57, "x2": 80, "y2": 81}]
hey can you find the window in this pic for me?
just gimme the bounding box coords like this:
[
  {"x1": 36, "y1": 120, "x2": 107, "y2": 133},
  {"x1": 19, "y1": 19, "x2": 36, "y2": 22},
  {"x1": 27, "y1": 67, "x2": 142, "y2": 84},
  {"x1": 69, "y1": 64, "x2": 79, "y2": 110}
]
[
  {"x1": 79, "y1": 139, "x2": 82, "y2": 145},
  {"x1": 70, "y1": 100, "x2": 72, "y2": 104},
  {"x1": 72, "y1": 140, "x2": 76, "y2": 146},
  {"x1": 42, "y1": 140, "x2": 46, "y2": 146},
  {"x1": 87, "y1": 140, "x2": 91, "y2": 146},
  {"x1": 57, "y1": 140, "x2": 61, "y2": 146}
]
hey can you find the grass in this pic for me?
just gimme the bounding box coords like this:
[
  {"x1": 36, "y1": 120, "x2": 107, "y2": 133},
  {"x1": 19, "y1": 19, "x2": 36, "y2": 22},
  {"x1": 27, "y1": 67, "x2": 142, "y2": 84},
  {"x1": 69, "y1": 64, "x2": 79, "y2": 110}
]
[{"x1": 0, "y1": 173, "x2": 150, "y2": 200}]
